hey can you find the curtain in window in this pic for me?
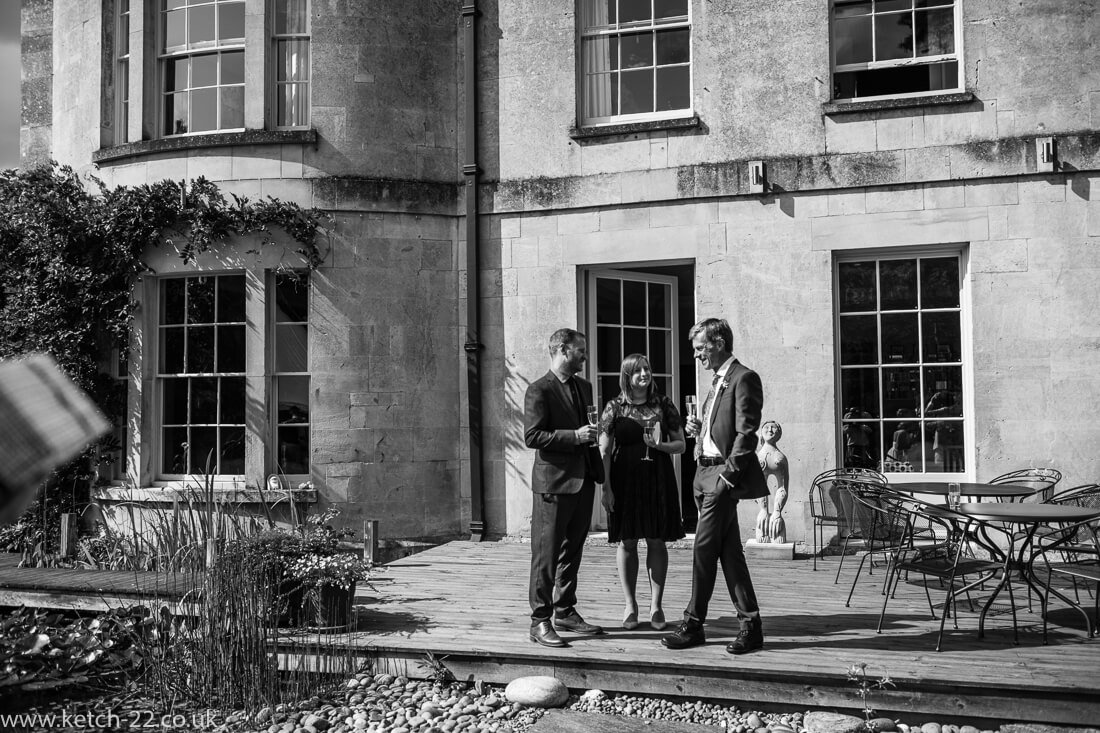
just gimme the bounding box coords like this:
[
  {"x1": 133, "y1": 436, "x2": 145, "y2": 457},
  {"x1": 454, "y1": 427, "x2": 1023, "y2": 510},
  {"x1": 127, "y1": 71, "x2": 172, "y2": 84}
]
[{"x1": 581, "y1": 0, "x2": 613, "y2": 119}]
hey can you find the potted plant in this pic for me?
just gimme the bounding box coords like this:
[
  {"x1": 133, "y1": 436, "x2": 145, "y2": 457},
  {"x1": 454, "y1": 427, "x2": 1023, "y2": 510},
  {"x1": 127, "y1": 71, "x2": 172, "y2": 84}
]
[{"x1": 285, "y1": 551, "x2": 370, "y2": 629}]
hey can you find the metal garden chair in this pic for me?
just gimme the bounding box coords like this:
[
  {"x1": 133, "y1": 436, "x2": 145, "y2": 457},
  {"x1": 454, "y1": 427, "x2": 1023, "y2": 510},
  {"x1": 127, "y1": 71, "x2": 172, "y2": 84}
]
[
  {"x1": 807, "y1": 467, "x2": 887, "y2": 576},
  {"x1": 990, "y1": 467, "x2": 1063, "y2": 503}
]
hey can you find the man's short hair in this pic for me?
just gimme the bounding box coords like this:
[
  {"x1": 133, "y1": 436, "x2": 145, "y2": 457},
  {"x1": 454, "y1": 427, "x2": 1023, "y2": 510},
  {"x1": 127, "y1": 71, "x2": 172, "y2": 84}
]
[
  {"x1": 548, "y1": 328, "x2": 585, "y2": 355},
  {"x1": 688, "y1": 318, "x2": 734, "y2": 352}
]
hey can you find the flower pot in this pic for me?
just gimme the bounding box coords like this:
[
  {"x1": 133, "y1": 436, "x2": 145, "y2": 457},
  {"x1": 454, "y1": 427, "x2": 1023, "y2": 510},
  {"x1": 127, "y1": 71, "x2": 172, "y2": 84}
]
[{"x1": 301, "y1": 582, "x2": 355, "y2": 631}]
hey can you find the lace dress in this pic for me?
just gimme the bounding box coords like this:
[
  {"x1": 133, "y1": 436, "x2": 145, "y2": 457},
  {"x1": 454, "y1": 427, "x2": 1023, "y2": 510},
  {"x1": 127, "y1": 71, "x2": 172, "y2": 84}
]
[{"x1": 600, "y1": 395, "x2": 685, "y2": 543}]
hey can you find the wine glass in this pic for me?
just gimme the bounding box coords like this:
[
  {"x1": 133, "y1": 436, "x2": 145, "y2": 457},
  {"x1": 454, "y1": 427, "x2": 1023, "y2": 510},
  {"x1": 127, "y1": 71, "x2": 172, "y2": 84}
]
[
  {"x1": 586, "y1": 405, "x2": 599, "y2": 427},
  {"x1": 641, "y1": 417, "x2": 656, "y2": 461},
  {"x1": 684, "y1": 395, "x2": 698, "y2": 421}
]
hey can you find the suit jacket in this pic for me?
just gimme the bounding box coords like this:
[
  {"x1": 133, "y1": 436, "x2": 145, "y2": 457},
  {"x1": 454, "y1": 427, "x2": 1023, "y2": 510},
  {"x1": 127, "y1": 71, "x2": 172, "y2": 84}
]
[
  {"x1": 524, "y1": 371, "x2": 605, "y2": 494},
  {"x1": 702, "y1": 359, "x2": 768, "y2": 500}
]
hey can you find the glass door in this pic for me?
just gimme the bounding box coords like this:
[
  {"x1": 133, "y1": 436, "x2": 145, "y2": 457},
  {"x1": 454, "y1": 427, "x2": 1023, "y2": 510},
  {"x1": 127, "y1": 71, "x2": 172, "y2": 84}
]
[{"x1": 585, "y1": 269, "x2": 680, "y2": 530}]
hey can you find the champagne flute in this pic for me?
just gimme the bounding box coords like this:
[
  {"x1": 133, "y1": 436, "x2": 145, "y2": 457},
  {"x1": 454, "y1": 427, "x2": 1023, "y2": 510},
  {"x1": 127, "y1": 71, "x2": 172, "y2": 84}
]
[
  {"x1": 641, "y1": 416, "x2": 656, "y2": 461},
  {"x1": 685, "y1": 395, "x2": 697, "y2": 421}
]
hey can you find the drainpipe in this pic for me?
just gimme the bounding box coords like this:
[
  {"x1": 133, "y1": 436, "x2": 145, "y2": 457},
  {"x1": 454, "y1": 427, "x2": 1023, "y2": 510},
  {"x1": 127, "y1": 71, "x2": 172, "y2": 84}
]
[{"x1": 461, "y1": 0, "x2": 486, "y2": 541}]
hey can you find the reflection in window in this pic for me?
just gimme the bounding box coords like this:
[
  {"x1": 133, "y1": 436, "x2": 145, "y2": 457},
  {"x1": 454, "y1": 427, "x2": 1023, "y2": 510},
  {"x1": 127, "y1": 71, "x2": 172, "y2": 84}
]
[
  {"x1": 579, "y1": 0, "x2": 691, "y2": 125},
  {"x1": 830, "y1": 0, "x2": 960, "y2": 102},
  {"x1": 836, "y1": 254, "x2": 965, "y2": 474},
  {"x1": 274, "y1": 273, "x2": 310, "y2": 475},
  {"x1": 160, "y1": 0, "x2": 245, "y2": 135},
  {"x1": 158, "y1": 274, "x2": 247, "y2": 474}
]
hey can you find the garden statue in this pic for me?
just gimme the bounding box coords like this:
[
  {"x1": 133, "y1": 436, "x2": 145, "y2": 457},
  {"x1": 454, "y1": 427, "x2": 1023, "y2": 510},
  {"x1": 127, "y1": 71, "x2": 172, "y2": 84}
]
[{"x1": 756, "y1": 421, "x2": 789, "y2": 544}]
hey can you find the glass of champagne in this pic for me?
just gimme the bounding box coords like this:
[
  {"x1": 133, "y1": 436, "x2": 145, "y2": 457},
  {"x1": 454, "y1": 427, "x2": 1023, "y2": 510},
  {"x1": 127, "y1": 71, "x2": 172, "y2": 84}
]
[
  {"x1": 586, "y1": 405, "x2": 599, "y2": 427},
  {"x1": 642, "y1": 416, "x2": 656, "y2": 461},
  {"x1": 685, "y1": 395, "x2": 697, "y2": 422}
]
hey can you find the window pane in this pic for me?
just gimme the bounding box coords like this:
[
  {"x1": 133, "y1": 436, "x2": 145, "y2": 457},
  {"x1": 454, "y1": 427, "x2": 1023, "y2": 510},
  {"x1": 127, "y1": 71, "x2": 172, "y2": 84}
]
[
  {"x1": 921, "y1": 312, "x2": 960, "y2": 362},
  {"x1": 596, "y1": 278, "x2": 621, "y2": 323},
  {"x1": 881, "y1": 313, "x2": 918, "y2": 363},
  {"x1": 190, "y1": 4, "x2": 216, "y2": 45},
  {"x1": 218, "y1": 1, "x2": 245, "y2": 40},
  {"x1": 833, "y1": 60, "x2": 957, "y2": 98},
  {"x1": 220, "y1": 427, "x2": 246, "y2": 473},
  {"x1": 160, "y1": 327, "x2": 185, "y2": 373},
  {"x1": 878, "y1": 0, "x2": 912, "y2": 11},
  {"x1": 883, "y1": 420, "x2": 918, "y2": 469},
  {"x1": 620, "y1": 68, "x2": 653, "y2": 114},
  {"x1": 163, "y1": 427, "x2": 188, "y2": 473},
  {"x1": 276, "y1": 0, "x2": 309, "y2": 34},
  {"x1": 166, "y1": 57, "x2": 189, "y2": 92},
  {"x1": 654, "y1": 0, "x2": 688, "y2": 19},
  {"x1": 883, "y1": 367, "x2": 921, "y2": 417},
  {"x1": 217, "y1": 274, "x2": 245, "y2": 321},
  {"x1": 879, "y1": 259, "x2": 917, "y2": 310},
  {"x1": 584, "y1": 72, "x2": 618, "y2": 118},
  {"x1": 843, "y1": 419, "x2": 880, "y2": 470},
  {"x1": 166, "y1": 92, "x2": 188, "y2": 135},
  {"x1": 162, "y1": 378, "x2": 188, "y2": 424},
  {"x1": 839, "y1": 314, "x2": 877, "y2": 365},
  {"x1": 647, "y1": 283, "x2": 669, "y2": 327},
  {"x1": 187, "y1": 325, "x2": 215, "y2": 372},
  {"x1": 164, "y1": 9, "x2": 186, "y2": 49},
  {"x1": 192, "y1": 53, "x2": 217, "y2": 87},
  {"x1": 191, "y1": 376, "x2": 218, "y2": 423},
  {"x1": 648, "y1": 330, "x2": 670, "y2": 373},
  {"x1": 217, "y1": 325, "x2": 245, "y2": 372},
  {"x1": 599, "y1": 375, "x2": 620, "y2": 406},
  {"x1": 920, "y1": 257, "x2": 959, "y2": 308},
  {"x1": 277, "y1": 426, "x2": 309, "y2": 474},
  {"x1": 163, "y1": 279, "x2": 186, "y2": 323},
  {"x1": 221, "y1": 50, "x2": 244, "y2": 84},
  {"x1": 923, "y1": 366, "x2": 962, "y2": 415},
  {"x1": 835, "y1": 1, "x2": 871, "y2": 18},
  {"x1": 842, "y1": 369, "x2": 880, "y2": 418},
  {"x1": 621, "y1": 33, "x2": 653, "y2": 69},
  {"x1": 597, "y1": 325, "x2": 621, "y2": 370},
  {"x1": 278, "y1": 375, "x2": 310, "y2": 424},
  {"x1": 221, "y1": 85, "x2": 244, "y2": 128},
  {"x1": 915, "y1": 7, "x2": 953, "y2": 55},
  {"x1": 874, "y1": 10, "x2": 915, "y2": 61},
  {"x1": 275, "y1": 323, "x2": 308, "y2": 372},
  {"x1": 622, "y1": 280, "x2": 646, "y2": 326},
  {"x1": 623, "y1": 327, "x2": 646, "y2": 357},
  {"x1": 190, "y1": 427, "x2": 217, "y2": 473},
  {"x1": 275, "y1": 273, "x2": 309, "y2": 321},
  {"x1": 619, "y1": 0, "x2": 651, "y2": 23},
  {"x1": 278, "y1": 40, "x2": 308, "y2": 82},
  {"x1": 655, "y1": 28, "x2": 689, "y2": 65},
  {"x1": 190, "y1": 87, "x2": 218, "y2": 131},
  {"x1": 838, "y1": 261, "x2": 876, "y2": 311},
  {"x1": 834, "y1": 15, "x2": 872, "y2": 65},
  {"x1": 187, "y1": 276, "x2": 216, "y2": 322},
  {"x1": 220, "y1": 376, "x2": 245, "y2": 423},
  {"x1": 655, "y1": 66, "x2": 689, "y2": 111},
  {"x1": 278, "y1": 83, "x2": 309, "y2": 127}
]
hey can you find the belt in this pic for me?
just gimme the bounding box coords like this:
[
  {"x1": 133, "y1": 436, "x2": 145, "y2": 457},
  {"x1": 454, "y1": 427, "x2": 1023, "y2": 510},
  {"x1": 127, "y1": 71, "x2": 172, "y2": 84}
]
[{"x1": 697, "y1": 456, "x2": 725, "y2": 467}]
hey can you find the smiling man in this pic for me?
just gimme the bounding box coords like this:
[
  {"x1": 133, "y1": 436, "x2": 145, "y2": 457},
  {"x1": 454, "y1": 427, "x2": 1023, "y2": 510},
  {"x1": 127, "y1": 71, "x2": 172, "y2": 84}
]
[
  {"x1": 663, "y1": 317, "x2": 769, "y2": 656},
  {"x1": 523, "y1": 328, "x2": 606, "y2": 648}
]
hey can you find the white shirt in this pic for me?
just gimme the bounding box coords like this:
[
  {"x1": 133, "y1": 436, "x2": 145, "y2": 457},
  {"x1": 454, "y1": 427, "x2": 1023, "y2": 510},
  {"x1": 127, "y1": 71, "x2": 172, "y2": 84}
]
[{"x1": 699, "y1": 356, "x2": 735, "y2": 459}]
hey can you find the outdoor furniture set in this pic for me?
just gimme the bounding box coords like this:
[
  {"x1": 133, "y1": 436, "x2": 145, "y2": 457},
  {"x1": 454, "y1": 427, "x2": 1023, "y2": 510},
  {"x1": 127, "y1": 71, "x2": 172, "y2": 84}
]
[{"x1": 808, "y1": 467, "x2": 1100, "y2": 651}]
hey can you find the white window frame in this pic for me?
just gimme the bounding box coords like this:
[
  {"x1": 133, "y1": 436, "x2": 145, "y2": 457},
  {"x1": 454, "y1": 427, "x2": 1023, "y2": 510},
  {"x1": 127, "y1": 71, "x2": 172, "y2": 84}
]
[
  {"x1": 831, "y1": 246, "x2": 974, "y2": 480},
  {"x1": 577, "y1": 0, "x2": 693, "y2": 127},
  {"x1": 268, "y1": 270, "x2": 311, "y2": 480},
  {"x1": 115, "y1": 0, "x2": 131, "y2": 144},
  {"x1": 158, "y1": 0, "x2": 247, "y2": 137},
  {"x1": 271, "y1": 0, "x2": 311, "y2": 130},
  {"x1": 829, "y1": 0, "x2": 963, "y2": 104}
]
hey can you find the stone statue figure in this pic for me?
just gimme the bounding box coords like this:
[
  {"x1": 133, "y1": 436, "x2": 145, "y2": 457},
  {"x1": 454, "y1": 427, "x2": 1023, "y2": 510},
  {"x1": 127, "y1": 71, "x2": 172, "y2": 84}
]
[{"x1": 755, "y1": 421, "x2": 789, "y2": 544}]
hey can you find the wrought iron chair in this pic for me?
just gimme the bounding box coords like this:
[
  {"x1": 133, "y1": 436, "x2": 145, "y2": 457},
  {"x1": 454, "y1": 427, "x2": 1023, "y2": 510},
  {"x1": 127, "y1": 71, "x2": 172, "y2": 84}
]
[
  {"x1": 1030, "y1": 516, "x2": 1100, "y2": 642},
  {"x1": 860, "y1": 491, "x2": 1004, "y2": 651},
  {"x1": 1032, "y1": 485, "x2": 1100, "y2": 606},
  {"x1": 989, "y1": 467, "x2": 1063, "y2": 503},
  {"x1": 807, "y1": 467, "x2": 887, "y2": 576}
]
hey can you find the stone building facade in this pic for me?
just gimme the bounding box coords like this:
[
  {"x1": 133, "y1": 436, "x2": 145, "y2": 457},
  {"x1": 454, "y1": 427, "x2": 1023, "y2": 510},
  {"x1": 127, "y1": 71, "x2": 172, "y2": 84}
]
[{"x1": 20, "y1": 0, "x2": 1100, "y2": 546}]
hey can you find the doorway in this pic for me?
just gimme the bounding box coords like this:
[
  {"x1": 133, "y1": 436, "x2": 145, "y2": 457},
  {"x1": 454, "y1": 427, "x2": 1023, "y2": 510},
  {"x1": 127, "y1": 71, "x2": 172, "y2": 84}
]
[{"x1": 582, "y1": 262, "x2": 697, "y2": 532}]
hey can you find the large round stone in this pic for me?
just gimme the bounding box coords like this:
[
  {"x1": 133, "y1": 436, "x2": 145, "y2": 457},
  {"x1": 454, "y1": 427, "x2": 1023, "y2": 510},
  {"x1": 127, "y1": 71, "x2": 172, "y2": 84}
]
[
  {"x1": 503, "y1": 676, "x2": 569, "y2": 708},
  {"x1": 804, "y1": 711, "x2": 867, "y2": 733}
]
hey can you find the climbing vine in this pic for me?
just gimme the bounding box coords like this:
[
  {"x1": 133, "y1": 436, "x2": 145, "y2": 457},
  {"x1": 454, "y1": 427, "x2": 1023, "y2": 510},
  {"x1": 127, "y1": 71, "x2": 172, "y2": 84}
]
[{"x1": 0, "y1": 162, "x2": 328, "y2": 549}]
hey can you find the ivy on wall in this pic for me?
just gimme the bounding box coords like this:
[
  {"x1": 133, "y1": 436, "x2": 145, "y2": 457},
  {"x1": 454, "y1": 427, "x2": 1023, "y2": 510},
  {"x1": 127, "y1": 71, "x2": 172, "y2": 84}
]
[{"x1": 0, "y1": 162, "x2": 327, "y2": 549}]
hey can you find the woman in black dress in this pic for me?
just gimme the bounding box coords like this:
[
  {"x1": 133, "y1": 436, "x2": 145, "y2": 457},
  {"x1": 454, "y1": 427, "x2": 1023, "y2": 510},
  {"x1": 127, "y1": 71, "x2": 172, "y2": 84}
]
[{"x1": 599, "y1": 353, "x2": 686, "y2": 631}]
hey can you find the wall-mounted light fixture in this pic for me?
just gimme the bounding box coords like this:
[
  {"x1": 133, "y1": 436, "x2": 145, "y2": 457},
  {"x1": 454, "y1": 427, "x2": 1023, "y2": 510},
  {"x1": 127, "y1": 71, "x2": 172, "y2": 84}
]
[
  {"x1": 748, "y1": 160, "x2": 767, "y2": 194},
  {"x1": 1036, "y1": 136, "x2": 1056, "y2": 173}
]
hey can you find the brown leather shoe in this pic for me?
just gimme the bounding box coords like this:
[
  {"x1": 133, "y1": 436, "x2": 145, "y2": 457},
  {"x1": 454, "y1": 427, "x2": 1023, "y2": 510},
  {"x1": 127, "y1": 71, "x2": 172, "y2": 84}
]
[
  {"x1": 661, "y1": 620, "x2": 705, "y2": 649},
  {"x1": 554, "y1": 611, "x2": 604, "y2": 635},
  {"x1": 530, "y1": 620, "x2": 568, "y2": 648},
  {"x1": 726, "y1": 621, "x2": 764, "y2": 655}
]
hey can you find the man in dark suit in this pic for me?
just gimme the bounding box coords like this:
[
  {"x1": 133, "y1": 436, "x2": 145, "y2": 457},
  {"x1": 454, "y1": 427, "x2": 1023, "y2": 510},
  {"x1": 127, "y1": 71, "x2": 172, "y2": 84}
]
[
  {"x1": 663, "y1": 318, "x2": 768, "y2": 655},
  {"x1": 524, "y1": 328, "x2": 606, "y2": 648}
]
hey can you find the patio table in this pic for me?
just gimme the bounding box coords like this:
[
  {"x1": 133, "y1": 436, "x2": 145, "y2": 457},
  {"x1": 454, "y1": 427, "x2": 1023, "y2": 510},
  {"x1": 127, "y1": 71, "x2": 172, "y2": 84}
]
[
  {"x1": 946, "y1": 502, "x2": 1100, "y2": 644},
  {"x1": 893, "y1": 481, "x2": 1036, "y2": 501}
]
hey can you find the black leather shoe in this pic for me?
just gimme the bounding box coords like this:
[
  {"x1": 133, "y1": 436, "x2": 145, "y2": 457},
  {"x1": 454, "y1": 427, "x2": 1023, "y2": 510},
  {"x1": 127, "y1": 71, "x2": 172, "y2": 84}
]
[
  {"x1": 726, "y1": 622, "x2": 764, "y2": 655},
  {"x1": 661, "y1": 620, "x2": 705, "y2": 649},
  {"x1": 530, "y1": 620, "x2": 568, "y2": 648},
  {"x1": 554, "y1": 611, "x2": 604, "y2": 634}
]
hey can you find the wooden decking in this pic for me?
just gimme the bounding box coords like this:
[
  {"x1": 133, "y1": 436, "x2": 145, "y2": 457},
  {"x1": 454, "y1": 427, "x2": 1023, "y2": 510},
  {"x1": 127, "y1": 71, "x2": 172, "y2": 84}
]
[{"x1": 342, "y1": 541, "x2": 1100, "y2": 726}]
